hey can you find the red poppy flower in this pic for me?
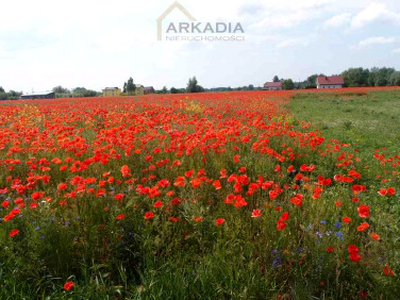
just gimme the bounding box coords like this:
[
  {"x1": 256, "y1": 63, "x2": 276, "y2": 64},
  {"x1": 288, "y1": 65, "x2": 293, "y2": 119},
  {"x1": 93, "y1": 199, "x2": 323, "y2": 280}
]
[
  {"x1": 144, "y1": 211, "x2": 154, "y2": 219},
  {"x1": 348, "y1": 245, "x2": 361, "y2": 262},
  {"x1": 193, "y1": 216, "x2": 204, "y2": 222},
  {"x1": 342, "y1": 216, "x2": 351, "y2": 223},
  {"x1": 383, "y1": 265, "x2": 394, "y2": 276},
  {"x1": 387, "y1": 187, "x2": 396, "y2": 196},
  {"x1": 290, "y1": 194, "x2": 303, "y2": 207},
  {"x1": 326, "y1": 246, "x2": 335, "y2": 253},
  {"x1": 215, "y1": 218, "x2": 225, "y2": 226},
  {"x1": 357, "y1": 204, "x2": 370, "y2": 218},
  {"x1": 153, "y1": 201, "x2": 163, "y2": 208},
  {"x1": 370, "y1": 232, "x2": 380, "y2": 240},
  {"x1": 357, "y1": 222, "x2": 369, "y2": 232},
  {"x1": 9, "y1": 229, "x2": 20, "y2": 237},
  {"x1": 116, "y1": 213, "x2": 125, "y2": 221},
  {"x1": 57, "y1": 183, "x2": 68, "y2": 191},
  {"x1": 251, "y1": 209, "x2": 262, "y2": 218},
  {"x1": 213, "y1": 180, "x2": 222, "y2": 190},
  {"x1": 63, "y1": 281, "x2": 75, "y2": 291},
  {"x1": 378, "y1": 188, "x2": 387, "y2": 196},
  {"x1": 279, "y1": 212, "x2": 289, "y2": 221},
  {"x1": 276, "y1": 220, "x2": 287, "y2": 231},
  {"x1": 114, "y1": 193, "x2": 125, "y2": 200}
]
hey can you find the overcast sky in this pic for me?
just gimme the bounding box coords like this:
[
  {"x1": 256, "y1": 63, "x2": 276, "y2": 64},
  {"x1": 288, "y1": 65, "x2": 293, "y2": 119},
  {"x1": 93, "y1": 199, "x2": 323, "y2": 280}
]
[{"x1": 1, "y1": 0, "x2": 400, "y2": 93}]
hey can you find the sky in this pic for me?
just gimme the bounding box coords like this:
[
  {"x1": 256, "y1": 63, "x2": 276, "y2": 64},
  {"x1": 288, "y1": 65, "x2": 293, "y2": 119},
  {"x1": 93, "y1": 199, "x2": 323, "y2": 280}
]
[{"x1": 0, "y1": 0, "x2": 400, "y2": 93}]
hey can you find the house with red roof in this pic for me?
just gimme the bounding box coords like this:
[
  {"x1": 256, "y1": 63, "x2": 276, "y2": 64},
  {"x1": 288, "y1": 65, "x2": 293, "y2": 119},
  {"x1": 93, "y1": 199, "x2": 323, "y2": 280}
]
[
  {"x1": 263, "y1": 81, "x2": 283, "y2": 91},
  {"x1": 316, "y1": 76, "x2": 344, "y2": 89}
]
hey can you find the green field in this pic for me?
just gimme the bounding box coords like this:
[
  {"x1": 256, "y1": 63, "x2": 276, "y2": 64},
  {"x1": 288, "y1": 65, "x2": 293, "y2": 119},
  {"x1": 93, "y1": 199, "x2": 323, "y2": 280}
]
[{"x1": 290, "y1": 90, "x2": 400, "y2": 157}]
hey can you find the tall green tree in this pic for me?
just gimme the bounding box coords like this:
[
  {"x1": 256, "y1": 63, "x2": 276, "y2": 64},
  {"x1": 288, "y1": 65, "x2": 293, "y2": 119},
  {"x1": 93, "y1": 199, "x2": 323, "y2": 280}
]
[
  {"x1": 282, "y1": 79, "x2": 295, "y2": 90},
  {"x1": 52, "y1": 86, "x2": 71, "y2": 94},
  {"x1": 306, "y1": 74, "x2": 325, "y2": 88},
  {"x1": 273, "y1": 75, "x2": 280, "y2": 82},
  {"x1": 341, "y1": 68, "x2": 369, "y2": 87},
  {"x1": 0, "y1": 86, "x2": 7, "y2": 100},
  {"x1": 170, "y1": 87, "x2": 179, "y2": 94},
  {"x1": 72, "y1": 87, "x2": 98, "y2": 97},
  {"x1": 186, "y1": 77, "x2": 204, "y2": 93},
  {"x1": 376, "y1": 68, "x2": 395, "y2": 86},
  {"x1": 7, "y1": 90, "x2": 22, "y2": 100},
  {"x1": 124, "y1": 77, "x2": 136, "y2": 95},
  {"x1": 389, "y1": 71, "x2": 400, "y2": 86},
  {"x1": 52, "y1": 86, "x2": 71, "y2": 98},
  {"x1": 368, "y1": 67, "x2": 395, "y2": 86}
]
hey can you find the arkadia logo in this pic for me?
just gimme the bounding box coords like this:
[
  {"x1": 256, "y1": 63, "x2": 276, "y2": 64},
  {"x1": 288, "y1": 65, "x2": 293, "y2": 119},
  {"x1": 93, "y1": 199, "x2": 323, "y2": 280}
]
[{"x1": 157, "y1": 1, "x2": 245, "y2": 42}]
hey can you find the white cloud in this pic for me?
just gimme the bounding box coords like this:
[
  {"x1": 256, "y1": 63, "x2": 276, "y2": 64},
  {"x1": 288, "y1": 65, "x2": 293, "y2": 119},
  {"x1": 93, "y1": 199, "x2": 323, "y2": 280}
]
[
  {"x1": 276, "y1": 37, "x2": 309, "y2": 48},
  {"x1": 351, "y1": 2, "x2": 400, "y2": 28},
  {"x1": 351, "y1": 36, "x2": 397, "y2": 49},
  {"x1": 250, "y1": 7, "x2": 325, "y2": 30},
  {"x1": 323, "y1": 13, "x2": 351, "y2": 28},
  {"x1": 393, "y1": 48, "x2": 400, "y2": 53}
]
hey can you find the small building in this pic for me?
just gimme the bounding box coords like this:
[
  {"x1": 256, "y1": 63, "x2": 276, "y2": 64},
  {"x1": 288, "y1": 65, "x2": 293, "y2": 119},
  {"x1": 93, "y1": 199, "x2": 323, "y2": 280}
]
[
  {"x1": 135, "y1": 84, "x2": 144, "y2": 95},
  {"x1": 103, "y1": 87, "x2": 121, "y2": 97},
  {"x1": 21, "y1": 92, "x2": 55, "y2": 100},
  {"x1": 263, "y1": 82, "x2": 283, "y2": 91},
  {"x1": 316, "y1": 76, "x2": 344, "y2": 89},
  {"x1": 144, "y1": 86, "x2": 155, "y2": 94}
]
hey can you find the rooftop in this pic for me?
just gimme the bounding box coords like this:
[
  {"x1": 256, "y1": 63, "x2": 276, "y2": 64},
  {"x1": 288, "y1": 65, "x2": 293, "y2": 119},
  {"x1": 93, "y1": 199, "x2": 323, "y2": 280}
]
[
  {"x1": 22, "y1": 91, "x2": 54, "y2": 96},
  {"x1": 317, "y1": 76, "x2": 344, "y2": 85},
  {"x1": 264, "y1": 82, "x2": 283, "y2": 88}
]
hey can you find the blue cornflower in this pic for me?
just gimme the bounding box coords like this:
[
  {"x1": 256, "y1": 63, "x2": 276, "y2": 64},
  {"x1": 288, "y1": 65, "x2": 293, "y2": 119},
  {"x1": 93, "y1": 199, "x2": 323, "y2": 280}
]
[
  {"x1": 335, "y1": 232, "x2": 344, "y2": 241},
  {"x1": 272, "y1": 258, "x2": 283, "y2": 268}
]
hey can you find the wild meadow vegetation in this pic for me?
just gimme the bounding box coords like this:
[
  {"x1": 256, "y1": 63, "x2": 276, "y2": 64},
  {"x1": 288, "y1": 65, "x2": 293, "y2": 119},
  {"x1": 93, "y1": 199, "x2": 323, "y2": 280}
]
[
  {"x1": 0, "y1": 88, "x2": 399, "y2": 299},
  {"x1": 290, "y1": 89, "x2": 400, "y2": 157}
]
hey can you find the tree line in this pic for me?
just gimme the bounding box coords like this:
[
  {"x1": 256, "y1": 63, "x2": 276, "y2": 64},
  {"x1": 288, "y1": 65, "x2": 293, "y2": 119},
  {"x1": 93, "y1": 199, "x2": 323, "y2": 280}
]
[
  {"x1": 295, "y1": 67, "x2": 400, "y2": 90},
  {"x1": 153, "y1": 76, "x2": 205, "y2": 94},
  {"x1": 52, "y1": 86, "x2": 99, "y2": 98},
  {"x1": 1, "y1": 67, "x2": 400, "y2": 100},
  {"x1": 341, "y1": 67, "x2": 400, "y2": 87},
  {"x1": 0, "y1": 87, "x2": 22, "y2": 100}
]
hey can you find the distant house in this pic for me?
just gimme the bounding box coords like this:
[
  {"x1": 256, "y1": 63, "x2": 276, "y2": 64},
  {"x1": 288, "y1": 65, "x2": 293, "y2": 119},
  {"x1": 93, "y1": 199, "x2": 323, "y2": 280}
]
[
  {"x1": 135, "y1": 84, "x2": 144, "y2": 95},
  {"x1": 135, "y1": 84, "x2": 155, "y2": 95},
  {"x1": 316, "y1": 76, "x2": 344, "y2": 89},
  {"x1": 263, "y1": 82, "x2": 283, "y2": 91},
  {"x1": 103, "y1": 87, "x2": 121, "y2": 97},
  {"x1": 144, "y1": 86, "x2": 155, "y2": 94},
  {"x1": 21, "y1": 91, "x2": 55, "y2": 100}
]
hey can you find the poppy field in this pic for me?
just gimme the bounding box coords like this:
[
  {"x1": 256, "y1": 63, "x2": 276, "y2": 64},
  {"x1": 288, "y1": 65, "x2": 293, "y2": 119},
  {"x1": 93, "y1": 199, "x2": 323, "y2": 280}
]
[{"x1": 1, "y1": 88, "x2": 400, "y2": 299}]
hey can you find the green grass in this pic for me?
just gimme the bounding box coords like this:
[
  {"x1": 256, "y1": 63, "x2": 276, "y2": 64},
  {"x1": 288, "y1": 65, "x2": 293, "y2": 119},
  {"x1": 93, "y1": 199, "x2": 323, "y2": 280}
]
[{"x1": 290, "y1": 90, "x2": 400, "y2": 157}]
